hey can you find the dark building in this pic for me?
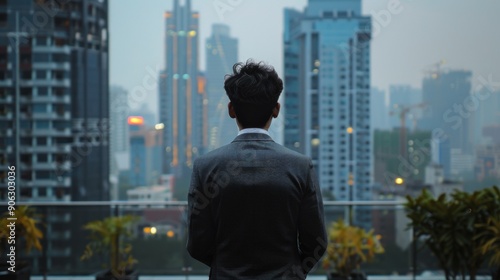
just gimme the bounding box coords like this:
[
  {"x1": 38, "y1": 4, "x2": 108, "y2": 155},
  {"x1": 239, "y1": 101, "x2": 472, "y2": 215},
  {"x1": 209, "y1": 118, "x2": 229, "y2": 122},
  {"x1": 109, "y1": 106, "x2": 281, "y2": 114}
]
[
  {"x1": 0, "y1": 0, "x2": 109, "y2": 272},
  {"x1": 159, "y1": 0, "x2": 206, "y2": 178}
]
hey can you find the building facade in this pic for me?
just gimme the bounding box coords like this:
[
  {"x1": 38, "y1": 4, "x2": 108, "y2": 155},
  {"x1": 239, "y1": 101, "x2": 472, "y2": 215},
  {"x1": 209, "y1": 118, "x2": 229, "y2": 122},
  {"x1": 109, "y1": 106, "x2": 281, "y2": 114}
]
[
  {"x1": 159, "y1": 0, "x2": 205, "y2": 177},
  {"x1": 205, "y1": 24, "x2": 238, "y2": 150},
  {"x1": 284, "y1": 0, "x2": 372, "y2": 200},
  {"x1": 0, "y1": 0, "x2": 109, "y2": 272},
  {"x1": 284, "y1": 0, "x2": 372, "y2": 227},
  {"x1": 128, "y1": 116, "x2": 163, "y2": 187}
]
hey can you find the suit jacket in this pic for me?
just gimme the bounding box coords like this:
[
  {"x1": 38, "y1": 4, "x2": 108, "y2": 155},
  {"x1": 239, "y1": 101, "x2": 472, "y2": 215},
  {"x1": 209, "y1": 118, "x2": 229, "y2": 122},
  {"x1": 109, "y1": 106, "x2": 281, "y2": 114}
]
[{"x1": 187, "y1": 133, "x2": 327, "y2": 279}]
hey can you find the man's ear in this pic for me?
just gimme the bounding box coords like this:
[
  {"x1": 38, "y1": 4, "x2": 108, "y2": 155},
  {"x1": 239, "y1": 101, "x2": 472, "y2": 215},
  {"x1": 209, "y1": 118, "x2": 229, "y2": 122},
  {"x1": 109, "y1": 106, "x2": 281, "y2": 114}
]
[
  {"x1": 272, "y1": 102, "x2": 281, "y2": 118},
  {"x1": 228, "y1": 102, "x2": 236, "y2": 119}
]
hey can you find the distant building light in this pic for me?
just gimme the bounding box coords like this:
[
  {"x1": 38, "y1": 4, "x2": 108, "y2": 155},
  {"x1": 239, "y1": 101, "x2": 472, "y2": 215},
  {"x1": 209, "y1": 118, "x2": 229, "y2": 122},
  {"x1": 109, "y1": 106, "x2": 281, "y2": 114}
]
[
  {"x1": 128, "y1": 116, "x2": 144, "y2": 126},
  {"x1": 155, "y1": 123, "x2": 165, "y2": 130},
  {"x1": 182, "y1": 74, "x2": 190, "y2": 80},
  {"x1": 395, "y1": 177, "x2": 404, "y2": 185},
  {"x1": 188, "y1": 30, "x2": 197, "y2": 37},
  {"x1": 311, "y1": 138, "x2": 320, "y2": 146},
  {"x1": 178, "y1": 30, "x2": 186, "y2": 36},
  {"x1": 314, "y1": 60, "x2": 320, "y2": 67},
  {"x1": 346, "y1": 127, "x2": 354, "y2": 134},
  {"x1": 150, "y1": 227, "x2": 157, "y2": 235},
  {"x1": 167, "y1": 230, "x2": 175, "y2": 238},
  {"x1": 173, "y1": 74, "x2": 179, "y2": 79}
]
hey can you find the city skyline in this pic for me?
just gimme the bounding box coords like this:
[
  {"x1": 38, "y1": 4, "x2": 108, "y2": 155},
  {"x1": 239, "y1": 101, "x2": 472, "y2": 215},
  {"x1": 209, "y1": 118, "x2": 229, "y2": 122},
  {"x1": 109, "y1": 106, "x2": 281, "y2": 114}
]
[{"x1": 110, "y1": 0, "x2": 500, "y2": 114}]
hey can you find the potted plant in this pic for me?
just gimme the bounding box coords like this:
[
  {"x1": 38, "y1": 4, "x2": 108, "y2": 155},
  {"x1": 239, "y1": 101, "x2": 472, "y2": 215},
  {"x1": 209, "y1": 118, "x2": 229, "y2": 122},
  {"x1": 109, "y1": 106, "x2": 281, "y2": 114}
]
[
  {"x1": 475, "y1": 186, "x2": 500, "y2": 280},
  {"x1": 322, "y1": 219, "x2": 384, "y2": 280},
  {"x1": 81, "y1": 214, "x2": 139, "y2": 280},
  {"x1": 477, "y1": 216, "x2": 500, "y2": 280},
  {"x1": 405, "y1": 186, "x2": 500, "y2": 280},
  {"x1": 0, "y1": 206, "x2": 43, "y2": 280}
]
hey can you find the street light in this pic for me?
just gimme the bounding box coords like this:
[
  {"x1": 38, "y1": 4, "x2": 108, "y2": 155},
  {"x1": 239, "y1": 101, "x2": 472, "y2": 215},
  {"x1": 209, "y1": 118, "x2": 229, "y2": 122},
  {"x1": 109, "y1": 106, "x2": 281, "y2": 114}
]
[{"x1": 395, "y1": 177, "x2": 404, "y2": 185}]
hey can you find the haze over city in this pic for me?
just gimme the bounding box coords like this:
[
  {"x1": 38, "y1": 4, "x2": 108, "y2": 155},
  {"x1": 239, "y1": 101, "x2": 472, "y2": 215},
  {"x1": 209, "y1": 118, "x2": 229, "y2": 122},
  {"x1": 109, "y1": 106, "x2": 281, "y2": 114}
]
[{"x1": 110, "y1": 0, "x2": 500, "y2": 114}]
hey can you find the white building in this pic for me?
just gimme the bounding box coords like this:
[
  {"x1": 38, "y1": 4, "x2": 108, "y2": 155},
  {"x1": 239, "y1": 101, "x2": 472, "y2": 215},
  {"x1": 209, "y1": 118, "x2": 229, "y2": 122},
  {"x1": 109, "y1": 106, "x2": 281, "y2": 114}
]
[{"x1": 127, "y1": 185, "x2": 173, "y2": 208}]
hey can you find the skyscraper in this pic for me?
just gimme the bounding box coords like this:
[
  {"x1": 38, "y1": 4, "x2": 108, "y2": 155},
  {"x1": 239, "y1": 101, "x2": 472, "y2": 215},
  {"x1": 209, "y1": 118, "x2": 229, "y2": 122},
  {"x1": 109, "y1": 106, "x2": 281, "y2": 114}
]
[
  {"x1": 419, "y1": 70, "x2": 473, "y2": 179},
  {"x1": 206, "y1": 24, "x2": 238, "y2": 150},
  {"x1": 370, "y1": 87, "x2": 389, "y2": 131},
  {"x1": 159, "y1": 0, "x2": 205, "y2": 177},
  {"x1": 284, "y1": 0, "x2": 372, "y2": 226},
  {"x1": 0, "y1": 0, "x2": 109, "y2": 271},
  {"x1": 128, "y1": 116, "x2": 163, "y2": 187}
]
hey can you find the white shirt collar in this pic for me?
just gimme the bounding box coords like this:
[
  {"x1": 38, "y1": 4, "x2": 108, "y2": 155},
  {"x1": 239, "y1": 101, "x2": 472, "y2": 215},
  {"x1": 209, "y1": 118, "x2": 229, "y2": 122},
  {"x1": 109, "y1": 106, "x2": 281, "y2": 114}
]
[{"x1": 238, "y1": 128, "x2": 270, "y2": 136}]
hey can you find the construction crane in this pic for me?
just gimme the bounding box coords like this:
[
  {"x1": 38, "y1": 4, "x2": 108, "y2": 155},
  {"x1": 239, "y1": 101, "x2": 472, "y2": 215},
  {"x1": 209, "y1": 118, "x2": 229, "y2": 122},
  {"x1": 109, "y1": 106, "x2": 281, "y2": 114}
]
[
  {"x1": 390, "y1": 103, "x2": 427, "y2": 160},
  {"x1": 424, "y1": 60, "x2": 446, "y2": 79}
]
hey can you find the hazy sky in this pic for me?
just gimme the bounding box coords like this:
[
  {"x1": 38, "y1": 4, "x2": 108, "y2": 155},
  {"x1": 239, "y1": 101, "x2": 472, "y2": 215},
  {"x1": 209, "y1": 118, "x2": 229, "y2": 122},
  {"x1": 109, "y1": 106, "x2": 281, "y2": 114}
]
[{"x1": 109, "y1": 0, "x2": 500, "y2": 114}]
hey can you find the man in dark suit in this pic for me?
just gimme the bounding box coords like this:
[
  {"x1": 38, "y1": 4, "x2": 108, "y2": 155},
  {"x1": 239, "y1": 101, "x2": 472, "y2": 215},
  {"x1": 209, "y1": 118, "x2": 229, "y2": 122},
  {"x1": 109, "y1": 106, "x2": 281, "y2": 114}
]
[{"x1": 187, "y1": 60, "x2": 326, "y2": 279}]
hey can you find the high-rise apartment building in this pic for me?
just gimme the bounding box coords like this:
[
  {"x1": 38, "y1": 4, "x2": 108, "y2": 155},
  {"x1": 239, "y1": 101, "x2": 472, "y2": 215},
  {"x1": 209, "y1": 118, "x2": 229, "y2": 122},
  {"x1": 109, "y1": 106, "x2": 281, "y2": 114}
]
[
  {"x1": 159, "y1": 0, "x2": 205, "y2": 177},
  {"x1": 284, "y1": 0, "x2": 372, "y2": 227},
  {"x1": 370, "y1": 87, "x2": 389, "y2": 131},
  {"x1": 0, "y1": 0, "x2": 109, "y2": 272},
  {"x1": 205, "y1": 24, "x2": 238, "y2": 150},
  {"x1": 419, "y1": 70, "x2": 473, "y2": 179}
]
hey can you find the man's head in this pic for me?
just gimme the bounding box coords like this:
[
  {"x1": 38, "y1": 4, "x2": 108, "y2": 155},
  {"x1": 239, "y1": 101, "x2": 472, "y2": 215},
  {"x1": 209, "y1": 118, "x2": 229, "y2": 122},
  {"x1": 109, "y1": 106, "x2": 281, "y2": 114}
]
[{"x1": 224, "y1": 60, "x2": 283, "y2": 129}]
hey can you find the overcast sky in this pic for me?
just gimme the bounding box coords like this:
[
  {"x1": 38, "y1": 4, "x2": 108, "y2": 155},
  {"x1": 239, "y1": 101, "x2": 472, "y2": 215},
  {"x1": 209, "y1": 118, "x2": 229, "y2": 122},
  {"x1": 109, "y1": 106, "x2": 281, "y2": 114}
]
[{"x1": 109, "y1": 0, "x2": 500, "y2": 116}]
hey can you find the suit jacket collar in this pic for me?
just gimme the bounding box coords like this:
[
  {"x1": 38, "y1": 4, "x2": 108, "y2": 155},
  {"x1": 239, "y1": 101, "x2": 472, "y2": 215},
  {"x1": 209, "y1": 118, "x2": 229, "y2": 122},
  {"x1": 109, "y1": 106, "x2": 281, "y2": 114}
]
[{"x1": 232, "y1": 133, "x2": 274, "y2": 142}]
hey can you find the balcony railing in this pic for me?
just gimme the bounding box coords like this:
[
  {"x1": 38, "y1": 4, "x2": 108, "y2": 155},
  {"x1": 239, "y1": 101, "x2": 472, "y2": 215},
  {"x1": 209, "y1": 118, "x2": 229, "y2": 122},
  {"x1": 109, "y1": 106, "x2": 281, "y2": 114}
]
[{"x1": 1, "y1": 200, "x2": 496, "y2": 279}]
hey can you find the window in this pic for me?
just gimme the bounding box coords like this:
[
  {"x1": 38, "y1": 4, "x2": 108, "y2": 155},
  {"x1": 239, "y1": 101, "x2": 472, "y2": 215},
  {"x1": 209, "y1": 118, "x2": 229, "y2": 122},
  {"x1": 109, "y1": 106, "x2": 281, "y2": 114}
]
[
  {"x1": 38, "y1": 87, "x2": 48, "y2": 96},
  {"x1": 35, "y1": 120, "x2": 50, "y2": 129},
  {"x1": 36, "y1": 36, "x2": 47, "y2": 46},
  {"x1": 37, "y1": 137, "x2": 47, "y2": 145},
  {"x1": 0, "y1": 13, "x2": 7, "y2": 27},
  {"x1": 38, "y1": 187, "x2": 47, "y2": 197},
  {"x1": 37, "y1": 154, "x2": 48, "y2": 162},
  {"x1": 21, "y1": 187, "x2": 32, "y2": 198},
  {"x1": 36, "y1": 171, "x2": 51, "y2": 179},
  {"x1": 21, "y1": 71, "x2": 32, "y2": 80},
  {"x1": 36, "y1": 70, "x2": 47, "y2": 79},
  {"x1": 33, "y1": 53, "x2": 50, "y2": 62},
  {"x1": 33, "y1": 104, "x2": 47, "y2": 113}
]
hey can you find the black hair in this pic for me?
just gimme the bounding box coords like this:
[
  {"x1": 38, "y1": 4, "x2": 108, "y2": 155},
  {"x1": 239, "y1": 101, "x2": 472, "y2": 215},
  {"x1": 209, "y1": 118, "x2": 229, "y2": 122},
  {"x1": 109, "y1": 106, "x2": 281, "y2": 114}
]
[{"x1": 224, "y1": 60, "x2": 283, "y2": 128}]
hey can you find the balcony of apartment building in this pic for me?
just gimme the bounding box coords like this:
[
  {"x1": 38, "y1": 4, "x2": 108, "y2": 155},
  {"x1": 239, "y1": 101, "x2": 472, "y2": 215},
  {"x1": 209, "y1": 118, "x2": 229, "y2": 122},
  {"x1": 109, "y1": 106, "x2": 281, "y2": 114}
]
[{"x1": 0, "y1": 199, "x2": 497, "y2": 280}]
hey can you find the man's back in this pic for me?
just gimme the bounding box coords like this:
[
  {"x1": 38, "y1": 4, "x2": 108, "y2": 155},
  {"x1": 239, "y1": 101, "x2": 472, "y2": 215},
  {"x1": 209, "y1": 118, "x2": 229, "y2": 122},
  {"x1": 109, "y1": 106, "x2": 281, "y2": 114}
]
[{"x1": 187, "y1": 133, "x2": 326, "y2": 279}]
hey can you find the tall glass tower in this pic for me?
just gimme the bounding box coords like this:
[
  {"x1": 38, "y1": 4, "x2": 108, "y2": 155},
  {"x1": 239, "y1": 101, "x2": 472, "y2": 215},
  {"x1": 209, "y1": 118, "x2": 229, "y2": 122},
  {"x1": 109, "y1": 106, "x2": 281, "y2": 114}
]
[
  {"x1": 206, "y1": 24, "x2": 238, "y2": 150},
  {"x1": 0, "y1": 0, "x2": 109, "y2": 271},
  {"x1": 159, "y1": 0, "x2": 205, "y2": 177},
  {"x1": 284, "y1": 0, "x2": 372, "y2": 227}
]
